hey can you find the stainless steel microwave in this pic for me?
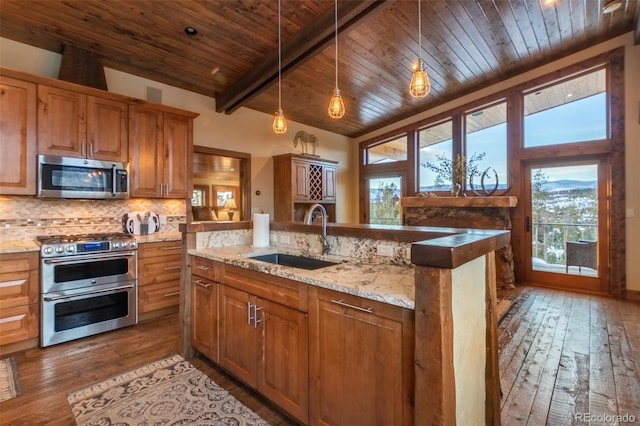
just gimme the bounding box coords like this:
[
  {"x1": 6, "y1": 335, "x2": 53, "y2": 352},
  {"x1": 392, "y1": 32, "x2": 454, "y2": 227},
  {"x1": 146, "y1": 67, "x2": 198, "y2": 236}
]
[{"x1": 38, "y1": 155, "x2": 129, "y2": 199}]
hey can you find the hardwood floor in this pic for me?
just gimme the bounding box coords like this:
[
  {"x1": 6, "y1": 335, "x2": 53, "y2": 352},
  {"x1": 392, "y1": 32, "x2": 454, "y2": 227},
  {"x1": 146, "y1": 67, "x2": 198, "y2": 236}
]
[
  {"x1": 0, "y1": 313, "x2": 295, "y2": 426},
  {"x1": 0, "y1": 287, "x2": 637, "y2": 425},
  {"x1": 498, "y1": 286, "x2": 640, "y2": 425}
]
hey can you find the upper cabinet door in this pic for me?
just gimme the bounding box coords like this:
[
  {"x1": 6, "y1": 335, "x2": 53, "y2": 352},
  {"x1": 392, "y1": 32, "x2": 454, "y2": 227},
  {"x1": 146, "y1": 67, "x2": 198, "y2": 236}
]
[
  {"x1": 0, "y1": 76, "x2": 37, "y2": 195},
  {"x1": 37, "y1": 85, "x2": 86, "y2": 157},
  {"x1": 128, "y1": 105, "x2": 163, "y2": 198},
  {"x1": 86, "y1": 95, "x2": 128, "y2": 162},
  {"x1": 163, "y1": 113, "x2": 191, "y2": 198}
]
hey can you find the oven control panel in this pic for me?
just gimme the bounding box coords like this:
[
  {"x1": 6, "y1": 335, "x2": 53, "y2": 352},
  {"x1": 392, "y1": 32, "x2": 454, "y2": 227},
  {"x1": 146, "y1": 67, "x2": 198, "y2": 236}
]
[{"x1": 38, "y1": 234, "x2": 137, "y2": 258}]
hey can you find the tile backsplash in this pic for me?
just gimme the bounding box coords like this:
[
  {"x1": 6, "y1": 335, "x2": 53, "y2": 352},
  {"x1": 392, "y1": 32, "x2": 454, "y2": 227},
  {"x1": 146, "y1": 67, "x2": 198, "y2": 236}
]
[
  {"x1": 196, "y1": 229, "x2": 412, "y2": 266},
  {"x1": 0, "y1": 196, "x2": 186, "y2": 240}
]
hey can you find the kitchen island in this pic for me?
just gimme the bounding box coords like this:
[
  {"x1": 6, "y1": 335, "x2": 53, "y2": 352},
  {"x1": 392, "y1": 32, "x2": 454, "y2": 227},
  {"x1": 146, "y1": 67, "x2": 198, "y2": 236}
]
[{"x1": 181, "y1": 221, "x2": 510, "y2": 426}]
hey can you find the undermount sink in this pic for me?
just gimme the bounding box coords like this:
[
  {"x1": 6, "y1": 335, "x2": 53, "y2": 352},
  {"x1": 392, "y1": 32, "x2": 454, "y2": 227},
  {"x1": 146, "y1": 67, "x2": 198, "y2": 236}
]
[{"x1": 247, "y1": 253, "x2": 338, "y2": 270}]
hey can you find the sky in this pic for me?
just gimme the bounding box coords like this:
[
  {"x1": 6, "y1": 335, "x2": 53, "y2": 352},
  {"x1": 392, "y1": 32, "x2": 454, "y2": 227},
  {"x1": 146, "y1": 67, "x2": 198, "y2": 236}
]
[{"x1": 418, "y1": 93, "x2": 606, "y2": 186}]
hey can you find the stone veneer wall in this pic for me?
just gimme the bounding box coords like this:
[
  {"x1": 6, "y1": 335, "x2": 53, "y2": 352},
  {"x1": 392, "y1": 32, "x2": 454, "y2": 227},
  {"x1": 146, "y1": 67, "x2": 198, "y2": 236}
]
[
  {"x1": 196, "y1": 229, "x2": 412, "y2": 266},
  {"x1": 0, "y1": 196, "x2": 186, "y2": 240}
]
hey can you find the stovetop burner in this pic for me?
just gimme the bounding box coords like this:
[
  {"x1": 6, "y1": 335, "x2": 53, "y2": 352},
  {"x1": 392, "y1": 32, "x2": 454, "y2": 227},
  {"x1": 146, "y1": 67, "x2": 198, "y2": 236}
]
[{"x1": 36, "y1": 232, "x2": 136, "y2": 257}]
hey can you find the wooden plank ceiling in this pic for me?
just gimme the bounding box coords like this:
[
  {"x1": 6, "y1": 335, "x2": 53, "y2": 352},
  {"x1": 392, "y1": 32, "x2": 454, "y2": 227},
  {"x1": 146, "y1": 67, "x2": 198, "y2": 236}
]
[{"x1": 0, "y1": 0, "x2": 637, "y2": 138}]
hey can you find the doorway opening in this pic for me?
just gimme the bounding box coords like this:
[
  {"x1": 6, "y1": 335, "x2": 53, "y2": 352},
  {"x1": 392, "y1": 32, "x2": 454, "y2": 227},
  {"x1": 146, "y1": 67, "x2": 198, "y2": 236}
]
[{"x1": 191, "y1": 146, "x2": 251, "y2": 222}]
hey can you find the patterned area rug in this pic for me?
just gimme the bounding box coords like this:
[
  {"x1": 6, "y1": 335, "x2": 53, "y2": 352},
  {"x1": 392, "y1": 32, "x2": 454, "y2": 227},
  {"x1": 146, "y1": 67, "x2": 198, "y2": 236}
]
[
  {"x1": 0, "y1": 357, "x2": 21, "y2": 402},
  {"x1": 68, "y1": 354, "x2": 270, "y2": 425}
]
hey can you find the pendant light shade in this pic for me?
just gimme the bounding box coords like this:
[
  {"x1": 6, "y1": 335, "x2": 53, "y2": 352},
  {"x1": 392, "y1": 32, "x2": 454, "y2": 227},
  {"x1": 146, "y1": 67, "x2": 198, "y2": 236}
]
[
  {"x1": 273, "y1": 0, "x2": 287, "y2": 134},
  {"x1": 273, "y1": 108, "x2": 287, "y2": 134},
  {"x1": 328, "y1": 89, "x2": 345, "y2": 119},
  {"x1": 409, "y1": 0, "x2": 431, "y2": 99},
  {"x1": 328, "y1": 0, "x2": 345, "y2": 119},
  {"x1": 409, "y1": 58, "x2": 431, "y2": 98}
]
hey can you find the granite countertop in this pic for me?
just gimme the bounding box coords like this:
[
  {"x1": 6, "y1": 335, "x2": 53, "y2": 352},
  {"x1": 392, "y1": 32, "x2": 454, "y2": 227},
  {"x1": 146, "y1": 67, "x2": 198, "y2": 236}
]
[
  {"x1": 0, "y1": 239, "x2": 40, "y2": 254},
  {"x1": 189, "y1": 246, "x2": 416, "y2": 310},
  {"x1": 0, "y1": 232, "x2": 183, "y2": 254}
]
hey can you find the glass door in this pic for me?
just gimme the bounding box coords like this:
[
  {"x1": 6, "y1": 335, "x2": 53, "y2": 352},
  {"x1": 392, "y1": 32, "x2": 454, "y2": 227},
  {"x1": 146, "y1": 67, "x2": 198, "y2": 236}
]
[
  {"x1": 365, "y1": 176, "x2": 403, "y2": 225},
  {"x1": 523, "y1": 159, "x2": 609, "y2": 293}
]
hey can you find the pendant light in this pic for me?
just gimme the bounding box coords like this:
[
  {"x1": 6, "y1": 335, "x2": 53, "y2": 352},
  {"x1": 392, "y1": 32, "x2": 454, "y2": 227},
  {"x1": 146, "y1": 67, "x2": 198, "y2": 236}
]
[
  {"x1": 272, "y1": 0, "x2": 287, "y2": 134},
  {"x1": 409, "y1": 0, "x2": 431, "y2": 98},
  {"x1": 328, "y1": 0, "x2": 345, "y2": 119}
]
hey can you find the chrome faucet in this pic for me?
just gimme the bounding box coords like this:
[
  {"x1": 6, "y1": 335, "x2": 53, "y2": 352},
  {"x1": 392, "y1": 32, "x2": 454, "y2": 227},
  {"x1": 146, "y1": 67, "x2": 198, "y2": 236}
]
[{"x1": 303, "y1": 203, "x2": 331, "y2": 255}]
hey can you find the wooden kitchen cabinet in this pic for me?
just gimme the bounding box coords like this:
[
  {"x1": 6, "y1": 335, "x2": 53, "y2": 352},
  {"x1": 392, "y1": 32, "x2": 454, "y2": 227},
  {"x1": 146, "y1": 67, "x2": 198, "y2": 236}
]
[
  {"x1": 0, "y1": 252, "x2": 39, "y2": 354},
  {"x1": 0, "y1": 76, "x2": 37, "y2": 195},
  {"x1": 218, "y1": 264, "x2": 309, "y2": 424},
  {"x1": 128, "y1": 105, "x2": 194, "y2": 199},
  {"x1": 308, "y1": 286, "x2": 415, "y2": 426},
  {"x1": 273, "y1": 153, "x2": 338, "y2": 222},
  {"x1": 138, "y1": 241, "x2": 182, "y2": 318},
  {"x1": 191, "y1": 257, "x2": 219, "y2": 362},
  {"x1": 37, "y1": 85, "x2": 128, "y2": 162}
]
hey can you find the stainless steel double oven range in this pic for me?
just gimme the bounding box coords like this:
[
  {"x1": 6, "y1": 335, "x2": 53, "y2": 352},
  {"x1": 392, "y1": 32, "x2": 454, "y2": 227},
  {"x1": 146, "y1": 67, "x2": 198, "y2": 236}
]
[{"x1": 37, "y1": 233, "x2": 138, "y2": 347}]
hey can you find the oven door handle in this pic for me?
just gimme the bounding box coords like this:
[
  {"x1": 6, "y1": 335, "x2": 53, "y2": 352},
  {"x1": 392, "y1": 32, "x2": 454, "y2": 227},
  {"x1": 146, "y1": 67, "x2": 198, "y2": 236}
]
[
  {"x1": 43, "y1": 283, "x2": 135, "y2": 301},
  {"x1": 43, "y1": 251, "x2": 137, "y2": 264}
]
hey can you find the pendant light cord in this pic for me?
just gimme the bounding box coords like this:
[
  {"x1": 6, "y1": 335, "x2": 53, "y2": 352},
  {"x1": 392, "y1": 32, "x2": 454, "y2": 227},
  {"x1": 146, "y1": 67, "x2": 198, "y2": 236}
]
[
  {"x1": 418, "y1": 0, "x2": 422, "y2": 62},
  {"x1": 334, "y1": 0, "x2": 338, "y2": 90},
  {"x1": 278, "y1": 0, "x2": 282, "y2": 110}
]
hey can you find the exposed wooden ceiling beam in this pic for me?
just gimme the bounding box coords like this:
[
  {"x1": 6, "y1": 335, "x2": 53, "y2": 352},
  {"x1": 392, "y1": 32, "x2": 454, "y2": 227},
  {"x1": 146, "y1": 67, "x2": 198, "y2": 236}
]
[{"x1": 215, "y1": 0, "x2": 392, "y2": 114}]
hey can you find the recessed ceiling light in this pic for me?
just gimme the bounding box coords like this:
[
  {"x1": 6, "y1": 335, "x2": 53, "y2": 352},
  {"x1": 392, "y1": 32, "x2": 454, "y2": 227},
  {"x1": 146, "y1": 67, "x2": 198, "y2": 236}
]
[
  {"x1": 184, "y1": 27, "x2": 198, "y2": 36},
  {"x1": 602, "y1": 0, "x2": 622, "y2": 13}
]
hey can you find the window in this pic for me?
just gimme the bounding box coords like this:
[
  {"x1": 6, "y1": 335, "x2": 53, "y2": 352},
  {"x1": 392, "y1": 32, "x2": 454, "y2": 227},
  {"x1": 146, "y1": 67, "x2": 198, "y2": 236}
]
[
  {"x1": 418, "y1": 120, "x2": 452, "y2": 191},
  {"x1": 368, "y1": 176, "x2": 402, "y2": 225},
  {"x1": 524, "y1": 69, "x2": 607, "y2": 147},
  {"x1": 465, "y1": 102, "x2": 508, "y2": 189},
  {"x1": 365, "y1": 135, "x2": 407, "y2": 164}
]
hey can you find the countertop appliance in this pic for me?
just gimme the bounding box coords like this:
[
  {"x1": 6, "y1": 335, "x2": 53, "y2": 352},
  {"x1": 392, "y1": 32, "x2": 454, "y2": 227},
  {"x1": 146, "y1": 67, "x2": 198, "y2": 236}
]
[
  {"x1": 37, "y1": 232, "x2": 138, "y2": 347},
  {"x1": 38, "y1": 154, "x2": 129, "y2": 199},
  {"x1": 122, "y1": 211, "x2": 160, "y2": 235}
]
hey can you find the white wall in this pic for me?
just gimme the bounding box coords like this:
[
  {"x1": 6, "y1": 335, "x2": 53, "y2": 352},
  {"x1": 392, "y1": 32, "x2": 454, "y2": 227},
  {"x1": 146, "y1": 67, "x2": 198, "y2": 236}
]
[
  {"x1": 354, "y1": 32, "x2": 640, "y2": 293},
  {"x1": 452, "y1": 256, "x2": 487, "y2": 426},
  {"x1": 0, "y1": 38, "x2": 359, "y2": 223}
]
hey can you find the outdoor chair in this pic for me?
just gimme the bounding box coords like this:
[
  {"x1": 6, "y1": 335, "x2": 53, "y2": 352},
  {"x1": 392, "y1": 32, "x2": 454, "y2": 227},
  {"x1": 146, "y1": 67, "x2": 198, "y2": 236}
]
[{"x1": 565, "y1": 240, "x2": 598, "y2": 273}]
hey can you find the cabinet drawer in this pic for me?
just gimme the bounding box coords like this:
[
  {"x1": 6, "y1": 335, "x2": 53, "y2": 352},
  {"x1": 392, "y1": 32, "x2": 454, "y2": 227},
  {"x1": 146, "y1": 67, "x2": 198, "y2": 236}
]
[
  {"x1": 0, "y1": 304, "x2": 39, "y2": 345},
  {"x1": 138, "y1": 241, "x2": 183, "y2": 258},
  {"x1": 192, "y1": 256, "x2": 220, "y2": 281},
  {"x1": 139, "y1": 280, "x2": 180, "y2": 313},
  {"x1": 0, "y1": 252, "x2": 39, "y2": 274},
  {"x1": 0, "y1": 269, "x2": 39, "y2": 309},
  {"x1": 138, "y1": 255, "x2": 182, "y2": 285},
  {"x1": 222, "y1": 264, "x2": 307, "y2": 312}
]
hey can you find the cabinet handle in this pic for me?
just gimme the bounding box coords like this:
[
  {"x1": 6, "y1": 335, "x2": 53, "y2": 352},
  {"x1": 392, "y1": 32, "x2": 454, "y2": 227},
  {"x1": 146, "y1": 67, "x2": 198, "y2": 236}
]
[
  {"x1": 159, "y1": 184, "x2": 163, "y2": 196},
  {"x1": 253, "y1": 305, "x2": 262, "y2": 328},
  {"x1": 164, "y1": 183, "x2": 169, "y2": 196},
  {"x1": 247, "y1": 302, "x2": 254, "y2": 325},
  {"x1": 0, "y1": 279, "x2": 27, "y2": 288},
  {"x1": 331, "y1": 299, "x2": 373, "y2": 314},
  {"x1": 89, "y1": 141, "x2": 94, "y2": 157},
  {"x1": 164, "y1": 291, "x2": 180, "y2": 297},
  {"x1": 164, "y1": 266, "x2": 181, "y2": 271},
  {"x1": 81, "y1": 142, "x2": 85, "y2": 157},
  {"x1": 194, "y1": 280, "x2": 211, "y2": 288},
  {"x1": 196, "y1": 265, "x2": 211, "y2": 270}
]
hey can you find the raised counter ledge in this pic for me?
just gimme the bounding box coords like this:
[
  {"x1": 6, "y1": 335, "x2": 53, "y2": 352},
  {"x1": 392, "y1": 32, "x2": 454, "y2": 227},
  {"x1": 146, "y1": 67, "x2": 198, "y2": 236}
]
[{"x1": 188, "y1": 245, "x2": 415, "y2": 310}]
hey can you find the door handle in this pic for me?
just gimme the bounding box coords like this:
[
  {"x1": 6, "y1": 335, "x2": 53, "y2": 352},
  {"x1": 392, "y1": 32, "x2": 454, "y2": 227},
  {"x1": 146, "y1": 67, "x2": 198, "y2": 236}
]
[{"x1": 525, "y1": 217, "x2": 531, "y2": 232}]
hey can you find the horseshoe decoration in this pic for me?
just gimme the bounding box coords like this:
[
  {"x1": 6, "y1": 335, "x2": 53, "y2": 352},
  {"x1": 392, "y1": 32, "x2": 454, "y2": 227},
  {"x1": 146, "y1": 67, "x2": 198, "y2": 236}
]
[{"x1": 469, "y1": 167, "x2": 512, "y2": 196}]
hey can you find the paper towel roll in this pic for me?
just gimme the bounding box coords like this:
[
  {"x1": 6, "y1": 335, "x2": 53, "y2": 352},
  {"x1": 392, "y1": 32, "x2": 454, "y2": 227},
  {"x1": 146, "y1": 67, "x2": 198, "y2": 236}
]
[{"x1": 252, "y1": 214, "x2": 270, "y2": 248}]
